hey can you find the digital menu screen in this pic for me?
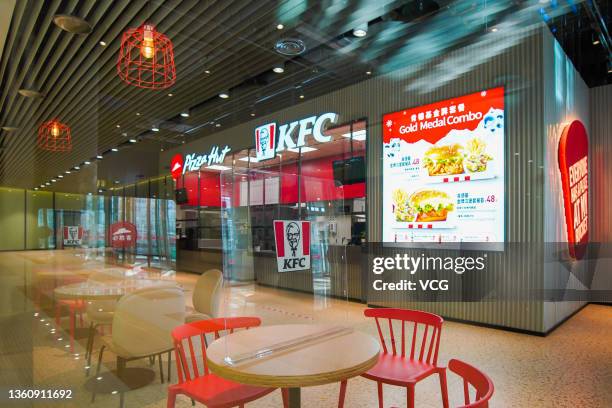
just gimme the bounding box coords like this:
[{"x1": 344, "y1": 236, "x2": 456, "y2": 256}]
[{"x1": 382, "y1": 87, "x2": 505, "y2": 244}]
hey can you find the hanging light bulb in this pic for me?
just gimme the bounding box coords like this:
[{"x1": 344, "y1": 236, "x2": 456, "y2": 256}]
[
  {"x1": 38, "y1": 119, "x2": 71, "y2": 152},
  {"x1": 51, "y1": 123, "x2": 60, "y2": 137},
  {"x1": 140, "y1": 25, "x2": 155, "y2": 59}
]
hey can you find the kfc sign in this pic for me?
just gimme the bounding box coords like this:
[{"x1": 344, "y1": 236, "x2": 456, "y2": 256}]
[
  {"x1": 558, "y1": 120, "x2": 589, "y2": 260},
  {"x1": 63, "y1": 226, "x2": 83, "y2": 246},
  {"x1": 255, "y1": 112, "x2": 339, "y2": 161},
  {"x1": 110, "y1": 221, "x2": 137, "y2": 249},
  {"x1": 273, "y1": 220, "x2": 311, "y2": 272}
]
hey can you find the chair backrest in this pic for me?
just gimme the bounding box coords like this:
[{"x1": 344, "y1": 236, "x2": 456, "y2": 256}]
[
  {"x1": 192, "y1": 269, "x2": 223, "y2": 318},
  {"x1": 364, "y1": 308, "x2": 443, "y2": 365},
  {"x1": 112, "y1": 285, "x2": 185, "y2": 357},
  {"x1": 171, "y1": 317, "x2": 261, "y2": 384},
  {"x1": 448, "y1": 359, "x2": 494, "y2": 408}
]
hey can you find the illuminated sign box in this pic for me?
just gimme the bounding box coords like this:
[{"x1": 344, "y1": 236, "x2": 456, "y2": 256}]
[{"x1": 382, "y1": 87, "x2": 505, "y2": 245}]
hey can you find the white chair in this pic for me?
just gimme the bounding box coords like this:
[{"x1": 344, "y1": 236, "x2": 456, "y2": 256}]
[
  {"x1": 185, "y1": 269, "x2": 223, "y2": 323},
  {"x1": 92, "y1": 285, "x2": 185, "y2": 405}
]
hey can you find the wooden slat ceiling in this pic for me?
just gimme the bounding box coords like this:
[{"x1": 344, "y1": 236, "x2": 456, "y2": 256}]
[{"x1": 0, "y1": 0, "x2": 586, "y2": 190}]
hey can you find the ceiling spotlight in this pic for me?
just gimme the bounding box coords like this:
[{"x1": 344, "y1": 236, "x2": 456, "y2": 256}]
[
  {"x1": 218, "y1": 91, "x2": 230, "y2": 99},
  {"x1": 129, "y1": 138, "x2": 137, "y2": 143},
  {"x1": 593, "y1": 39, "x2": 600, "y2": 45},
  {"x1": 99, "y1": 41, "x2": 107, "y2": 46},
  {"x1": 45, "y1": 182, "x2": 50, "y2": 186},
  {"x1": 96, "y1": 155, "x2": 103, "y2": 159},
  {"x1": 40, "y1": 184, "x2": 44, "y2": 188},
  {"x1": 74, "y1": 166, "x2": 80, "y2": 170},
  {"x1": 151, "y1": 127, "x2": 159, "y2": 132},
  {"x1": 111, "y1": 148, "x2": 119, "y2": 152},
  {"x1": 116, "y1": 124, "x2": 120, "y2": 128},
  {"x1": 353, "y1": 23, "x2": 368, "y2": 38},
  {"x1": 365, "y1": 70, "x2": 372, "y2": 75},
  {"x1": 277, "y1": 23, "x2": 284, "y2": 30},
  {"x1": 58, "y1": 175, "x2": 64, "y2": 178},
  {"x1": 250, "y1": 112, "x2": 256, "y2": 117},
  {"x1": 51, "y1": 179, "x2": 57, "y2": 183},
  {"x1": 204, "y1": 70, "x2": 211, "y2": 74},
  {"x1": 215, "y1": 123, "x2": 221, "y2": 127},
  {"x1": 160, "y1": 148, "x2": 165, "y2": 152},
  {"x1": 273, "y1": 63, "x2": 285, "y2": 74},
  {"x1": 490, "y1": 27, "x2": 498, "y2": 32},
  {"x1": 53, "y1": 15, "x2": 92, "y2": 34},
  {"x1": 65, "y1": 171, "x2": 71, "y2": 174},
  {"x1": 34, "y1": 187, "x2": 39, "y2": 191},
  {"x1": 167, "y1": 93, "x2": 173, "y2": 97},
  {"x1": 299, "y1": 94, "x2": 305, "y2": 99},
  {"x1": 84, "y1": 161, "x2": 90, "y2": 165},
  {"x1": 180, "y1": 112, "x2": 190, "y2": 117},
  {"x1": 98, "y1": 189, "x2": 103, "y2": 193},
  {"x1": 136, "y1": 112, "x2": 141, "y2": 116}
]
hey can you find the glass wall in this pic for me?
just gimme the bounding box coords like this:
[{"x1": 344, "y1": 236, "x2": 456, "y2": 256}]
[
  {"x1": 26, "y1": 190, "x2": 54, "y2": 250},
  {"x1": 0, "y1": 187, "x2": 25, "y2": 250}
]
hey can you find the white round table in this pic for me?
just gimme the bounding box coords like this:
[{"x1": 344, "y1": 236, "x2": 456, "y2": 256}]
[
  {"x1": 206, "y1": 324, "x2": 380, "y2": 407},
  {"x1": 53, "y1": 278, "x2": 178, "y2": 301}
]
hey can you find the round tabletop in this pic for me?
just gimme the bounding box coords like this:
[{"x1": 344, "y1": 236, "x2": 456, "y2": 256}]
[
  {"x1": 206, "y1": 324, "x2": 380, "y2": 388},
  {"x1": 54, "y1": 278, "x2": 178, "y2": 300}
]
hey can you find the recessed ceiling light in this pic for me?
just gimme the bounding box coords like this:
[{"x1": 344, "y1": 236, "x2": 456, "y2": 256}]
[
  {"x1": 74, "y1": 166, "x2": 80, "y2": 170},
  {"x1": 277, "y1": 23, "x2": 284, "y2": 30},
  {"x1": 151, "y1": 127, "x2": 159, "y2": 132},
  {"x1": 204, "y1": 70, "x2": 211, "y2": 74},
  {"x1": 136, "y1": 112, "x2": 141, "y2": 116},
  {"x1": 116, "y1": 124, "x2": 120, "y2": 128},
  {"x1": 365, "y1": 71, "x2": 372, "y2": 75},
  {"x1": 273, "y1": 64, "x2": 285, "y2": 74},
  {"x1": 99, "y1": 40, "x2": 107, "y2": 46},
  {"x1": 215, "y1": 123, "x2": 221, "y2": 127},
  {"x1": 65, "y1": 171, "x2": 71, "y2": 174},
  {"x1": 299, "y1": 94, "x2": 305, "y2": 99},
  {"x1": 129, "y1": 139, "x2": 137, "y2": 143},
  {"x1": 51, "y1": 179, "x2": 57, "y2": 182},
  {"x1": 250, "y1": 112, "x2": 256, "y2": 117},
  {"x1": 45, "y1": 182, "x2": 50, "y2": 186},
  {"x1": 218, "y1": 91, "x2": 229, "y2": 99},
  {"x1": 180, "y1": 112, "x2": 190, "y2": 117},
  {"x1": 353, "y1": 23, "x2": 367, "y2": 38},
  {"x1": 34, "y1": 187, "x2": 39, "y2": 190},
  {"x1": 593, "y1": 39, "x2": 600, "y2": 45},
  {"x1": 58, "y1": 175, "x2": 64, "y2": 178},
  {"x1": 98, "y1": 189, "x2": 103, "y2": 193},
  {"x1": 111, "y1": 148, "x2": 118, "y2": 152},
  {"x1": 96, "y1": 155, "x2": 103, "y2": 159},
  {"x1": 84, "y1": 161, "x2": 90, "y2": 165},
  {"x1": 167, "y1": 93, "x2": 173, "y2": 97},
  {"x1": 490, "y1": 27, "x2": 498, "y2": 32},
  {"x1": 160, "y1": 148, "x2": 165, "y2": 152},
  {"x1": 40, "y1": 184, "x2": 44, "y2": 188}
]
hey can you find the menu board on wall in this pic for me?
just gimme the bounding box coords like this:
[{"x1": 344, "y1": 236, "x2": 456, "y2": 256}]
[{"x1": 382, "y1": 87, "x2": 505, "y2": 244}]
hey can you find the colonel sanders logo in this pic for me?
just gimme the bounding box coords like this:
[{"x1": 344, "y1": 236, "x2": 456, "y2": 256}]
[
  {"x1": 274, "y1": 220, "x2": 310, "y2": 272},
  {"x1": 255, "y1": 123, "x2": 277, "y2": 161}
]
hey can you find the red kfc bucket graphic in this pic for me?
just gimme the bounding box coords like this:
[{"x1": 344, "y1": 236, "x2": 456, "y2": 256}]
[
  {"x1": 273, "y1": 220, "x2": 310, "y2": 272},
  {"x1": 255, "y1": 122, "x2": 277, "y2": 162},
  {"x1": 558, "y1": 120, "x2": 588, "y2": 260},
  {"x1": 109, "y1": 221, "x2": 137, "y2": 249}
]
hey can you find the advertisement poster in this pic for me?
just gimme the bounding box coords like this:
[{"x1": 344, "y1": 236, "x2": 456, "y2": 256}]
[
  {"x1": 382, "y1": 87, "x2": 505, "y2": 244},
  {"x1": 273, "y1": 220, "x2": 311, "y2": 272},
  {"x1": 63, "y1": 226, "x2": 83, "y2": 246}
]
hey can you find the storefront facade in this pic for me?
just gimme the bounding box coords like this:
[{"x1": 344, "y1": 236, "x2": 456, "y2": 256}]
[{"x1": 160, "y1": 26, "x2": 609, "y2": 334}]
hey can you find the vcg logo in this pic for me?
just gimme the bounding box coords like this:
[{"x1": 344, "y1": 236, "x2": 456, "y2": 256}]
[
  {"x1": 255, "y1": 123, "x2": 277, "y2": 161},
  {"x1": 273, "y1": 220, "x2": 311, "y2": 272}
]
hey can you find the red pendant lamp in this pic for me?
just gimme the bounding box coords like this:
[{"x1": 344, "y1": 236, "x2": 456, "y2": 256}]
[
  {"x1": 117, "y1": 23, "x2": 176, "y2": 89},
  {"x1": 38, "y1": 119, "x2": 72, "y2": 152}
]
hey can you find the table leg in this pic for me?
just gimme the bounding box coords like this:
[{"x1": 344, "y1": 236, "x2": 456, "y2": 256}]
[{"x1": 288, "y1": 387, "x2": 301, "y2": 408}]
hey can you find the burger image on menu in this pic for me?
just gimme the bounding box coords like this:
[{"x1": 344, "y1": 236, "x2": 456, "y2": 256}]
[
  {"x1": 423, "y1": 144, "x2": 464, "y2": 176},
  {"x1": 409, "y1": 190, "x2": 454, "y2": 222}
]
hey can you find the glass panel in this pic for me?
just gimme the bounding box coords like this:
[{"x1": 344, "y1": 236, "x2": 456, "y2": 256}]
[
  {"x1": 0, "y1": 187, "x2": 25, "y2": 250},
  {"x1": 26, "y1": 190, "x2": 54, "y2": 249}
]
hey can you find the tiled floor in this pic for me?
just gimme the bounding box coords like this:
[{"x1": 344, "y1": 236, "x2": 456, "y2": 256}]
[{"x1": 0, "y1": 249, "x2": 611, "y2": 407}]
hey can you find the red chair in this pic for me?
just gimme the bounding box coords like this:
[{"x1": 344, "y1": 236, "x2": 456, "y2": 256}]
[
  {"x1": 448, "y1": 359, "x2": 494, "y2": 408},
  {"x1": 340, "y1": 308, "x2": 449, "y2": 408},
  {"x1": 167, "y1": 317, "x2": 288, "y2": 408},
  {"x1": 55, "y1": 298, "x2": 87, "y2": 352}
]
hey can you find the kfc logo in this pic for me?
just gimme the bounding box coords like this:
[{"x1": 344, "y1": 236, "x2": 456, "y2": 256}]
[
  {"x1": 63, "y1": 226, "x2": 83, "y2": 246},
  {"x1": 255, "y1": 123, "x2": 277, "y2": 161},
  {"x1": 273, "y1": 220, "x2": 310, "y2": 272},
  {"x1": 170, "y1": 154, "x2": 184, "y2": 180},
  {"x1": 110, "y1": 221, "x2": 137, "y2": 249}
]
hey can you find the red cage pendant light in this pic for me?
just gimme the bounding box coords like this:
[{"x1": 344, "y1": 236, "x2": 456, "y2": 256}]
[
  {"x1": 38, "y1": 119, "x2": 72, "y2": 152},
  {"x1": 117, "y1": 23, "x2": 176, "y2": 89}
]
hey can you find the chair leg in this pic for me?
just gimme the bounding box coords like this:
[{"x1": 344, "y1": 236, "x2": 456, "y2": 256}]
[
  {"x1": 158, "y1": 353, "x2": 164, "y2": 383},
  {"x1": 166, "y1": 387, "x2": 178, "y2": 408},
  {"x1": 338, "y1": 380, "x2": 347, "y2": 408},
  {"x1": 85, "y1": 322, "x2": 95, "y2": 375},
  {"x1": 282, "y1": 388, "x2": 289, "y2": 408},
  {"x1": 407, "y1": 384, "x2": 415, "y2": 408},
  {"x1": 119, "y1": 391, "x2": 125, "y2": 408},
  {"x1": 92, "y1": 345, "x2": 106, "y2": 403},
  {"x1": 167, "y1": 350, "x2": 172, "y2": 383},
  {"x1": 377, "y1": 382, "x2": 383, "y2": 408},
  {"x1": 439, "y1": 368, "x2": 449, "y2": 408}
]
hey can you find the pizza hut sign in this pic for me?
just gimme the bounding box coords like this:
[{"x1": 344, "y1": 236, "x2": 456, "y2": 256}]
[
  {"x1": 558, "y1": 120, "x2": 588, "y2": 260},
  {"x1": 273, "y1": 220, "x2": 311, "y2": 272},
  {"x1": 110, "y1": 221, "x2": 137, "y2": 249}
]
